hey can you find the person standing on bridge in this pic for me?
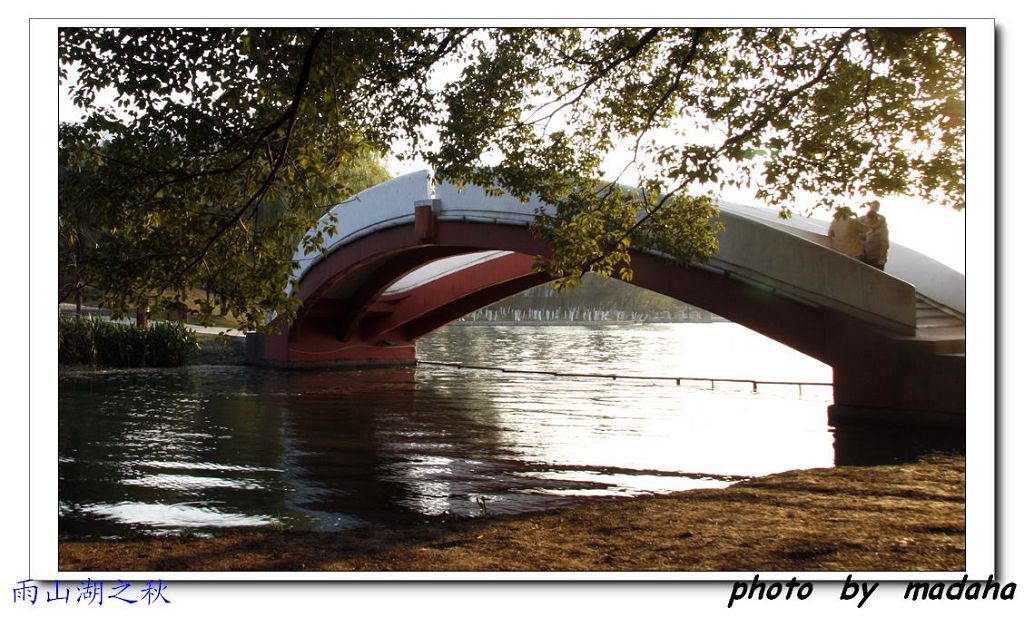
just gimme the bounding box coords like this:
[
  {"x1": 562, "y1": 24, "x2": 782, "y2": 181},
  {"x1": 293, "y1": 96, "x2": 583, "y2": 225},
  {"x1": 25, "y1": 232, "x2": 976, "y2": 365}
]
[
  {"x1": 828, "y1": 206, "x2": 869, "y2": 260},
  {"x1": 858, "y1": 200, "x2": 890, "y2": 270}
]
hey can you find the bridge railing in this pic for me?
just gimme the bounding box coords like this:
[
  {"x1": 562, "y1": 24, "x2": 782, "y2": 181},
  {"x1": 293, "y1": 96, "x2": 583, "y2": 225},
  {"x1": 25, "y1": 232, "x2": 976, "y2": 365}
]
[
  {"x1": 710, "y1": 210, "x2": 918, "y2": 334},
  {"x1": 718, "y1": 201, "x2": 965, "y2": 317}
]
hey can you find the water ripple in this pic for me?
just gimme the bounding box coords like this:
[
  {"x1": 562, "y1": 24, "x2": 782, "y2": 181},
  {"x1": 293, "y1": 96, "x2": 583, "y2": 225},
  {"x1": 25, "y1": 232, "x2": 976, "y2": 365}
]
[{"x1": 80, "y1": 501, "x2": 277, "y2": 529}]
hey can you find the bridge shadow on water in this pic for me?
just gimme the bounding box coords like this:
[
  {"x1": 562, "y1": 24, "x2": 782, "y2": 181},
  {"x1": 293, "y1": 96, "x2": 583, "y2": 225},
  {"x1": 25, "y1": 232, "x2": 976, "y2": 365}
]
[{"x1": 830, "y1": 421, "x2": 965, "y2": 467}]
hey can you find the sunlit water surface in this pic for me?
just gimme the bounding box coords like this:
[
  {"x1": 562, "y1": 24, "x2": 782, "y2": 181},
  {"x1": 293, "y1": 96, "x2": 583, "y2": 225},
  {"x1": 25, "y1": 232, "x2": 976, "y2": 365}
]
[{"x1": 59, "y1": 323, "x2": 836, "y2": 538}]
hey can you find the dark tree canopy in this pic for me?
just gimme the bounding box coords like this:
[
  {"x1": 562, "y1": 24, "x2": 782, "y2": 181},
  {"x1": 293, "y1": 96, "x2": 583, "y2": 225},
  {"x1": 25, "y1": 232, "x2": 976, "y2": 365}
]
[{"x1": 58, "y1": 26, "x2": 965, "y2": 329}]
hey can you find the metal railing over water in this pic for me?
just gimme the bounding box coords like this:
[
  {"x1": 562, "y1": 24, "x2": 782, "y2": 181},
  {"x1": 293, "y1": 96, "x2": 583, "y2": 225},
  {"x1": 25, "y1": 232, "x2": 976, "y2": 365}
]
[{"x1": 417, "y1": 360, "x2": 832, "y2": 395}]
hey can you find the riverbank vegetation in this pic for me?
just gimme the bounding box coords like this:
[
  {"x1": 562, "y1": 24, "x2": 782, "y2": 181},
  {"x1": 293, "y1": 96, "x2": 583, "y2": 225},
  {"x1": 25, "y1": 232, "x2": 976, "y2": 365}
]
[
  {"x1": 58, "y1": 317, "x2": 198, "y2": 367},
  {"x1": 59, "y1": 455, "x2": 964, "y2": 572}
]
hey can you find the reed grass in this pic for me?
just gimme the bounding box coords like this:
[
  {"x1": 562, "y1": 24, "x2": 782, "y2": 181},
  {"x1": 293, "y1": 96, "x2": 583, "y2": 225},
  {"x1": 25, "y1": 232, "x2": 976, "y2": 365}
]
[{"x1": 58, "y1": 317, "x2": 198, "y2": 367}]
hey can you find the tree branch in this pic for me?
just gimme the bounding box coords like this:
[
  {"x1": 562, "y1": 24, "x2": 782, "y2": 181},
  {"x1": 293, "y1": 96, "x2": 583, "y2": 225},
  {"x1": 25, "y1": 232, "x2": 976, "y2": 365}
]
[
  {"x1": 520, "y1": 28, "x2": 663, "y2": 128},
  {"x1": 580, "y1": 29, "x2": 855, "y2": 274},
  {"x1": 174, "y1": 28, "x2": 327, "y2": 283},
  {"x1": 714, "y1": 28, "x2": 855, "y2": 160}
]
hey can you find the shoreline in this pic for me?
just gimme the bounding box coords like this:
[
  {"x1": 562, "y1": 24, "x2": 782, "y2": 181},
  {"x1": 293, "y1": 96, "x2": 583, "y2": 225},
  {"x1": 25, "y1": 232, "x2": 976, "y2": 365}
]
[
  {"x1": 59, "y1": 455, "x2": 964, "y2": 573},
  {"x1": 447, "y1": 319, "x2": 727, "y2": 326}
]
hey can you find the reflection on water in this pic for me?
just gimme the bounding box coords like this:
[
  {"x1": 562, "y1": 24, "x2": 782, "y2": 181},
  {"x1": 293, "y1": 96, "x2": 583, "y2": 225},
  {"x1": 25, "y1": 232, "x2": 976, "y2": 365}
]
[
  {"x1": 60, "y1": 323, "x2": 843, "y2": 539},
  {"x1": 830, "y1": 422, "x2": 967, "y2": 467},
  {"x1": 79, "y1": 501, "x2": 276, "y2": 531}
]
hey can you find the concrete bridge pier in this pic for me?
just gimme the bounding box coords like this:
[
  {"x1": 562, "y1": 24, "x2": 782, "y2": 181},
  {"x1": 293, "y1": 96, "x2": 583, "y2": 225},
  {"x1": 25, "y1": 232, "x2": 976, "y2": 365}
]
[
  {"x1": 830, "y1": 352, "x2": 966, "y2": 428},
  {"x1": 827, "y1": 345, "x2": 965, "y2": 464},
  {"x1": 246, "y1": 324, "x2": 419, "y2": 369}
]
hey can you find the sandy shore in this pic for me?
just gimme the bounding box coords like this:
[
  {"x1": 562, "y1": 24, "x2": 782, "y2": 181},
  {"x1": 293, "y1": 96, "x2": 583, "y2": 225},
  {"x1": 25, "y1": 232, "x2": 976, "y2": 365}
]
[{"x1": 59, "y1": 455, "x2": 964, "y2": 573}]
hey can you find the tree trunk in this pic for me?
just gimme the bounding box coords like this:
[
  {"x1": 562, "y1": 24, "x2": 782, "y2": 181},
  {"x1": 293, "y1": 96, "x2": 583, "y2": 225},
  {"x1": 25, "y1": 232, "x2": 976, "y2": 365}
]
[
  {"x1": 136, "y1": 300, "x2": 149, "y2": 328},
  {"x1": 74, "y1": 241, "x2": 83, "y2": 317}
]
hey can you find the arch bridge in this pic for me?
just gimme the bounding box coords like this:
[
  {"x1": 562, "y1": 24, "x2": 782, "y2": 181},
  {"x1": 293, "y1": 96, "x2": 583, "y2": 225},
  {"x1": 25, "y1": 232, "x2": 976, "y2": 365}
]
[{"x1": 248, "y1": 171, "x2": 966, "y2": 428}]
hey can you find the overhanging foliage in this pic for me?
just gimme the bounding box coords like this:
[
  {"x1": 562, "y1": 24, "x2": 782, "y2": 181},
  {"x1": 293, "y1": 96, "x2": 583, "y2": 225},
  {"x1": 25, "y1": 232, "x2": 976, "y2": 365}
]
[{"x1": 58, "y1": 26, "x2": 965, "y2": 329}]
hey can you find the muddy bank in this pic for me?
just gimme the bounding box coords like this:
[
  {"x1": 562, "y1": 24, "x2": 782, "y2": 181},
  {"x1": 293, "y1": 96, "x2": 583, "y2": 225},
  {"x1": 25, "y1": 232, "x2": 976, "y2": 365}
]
[{"x1": 59, "y1": 455, "x2": 964, "y2": 573}]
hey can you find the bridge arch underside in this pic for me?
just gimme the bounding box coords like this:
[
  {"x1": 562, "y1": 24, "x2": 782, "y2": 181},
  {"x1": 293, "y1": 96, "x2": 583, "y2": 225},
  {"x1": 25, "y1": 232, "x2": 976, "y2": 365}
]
[{"x1": 254, "y1": 220, "x2": 963, "y2": 424}]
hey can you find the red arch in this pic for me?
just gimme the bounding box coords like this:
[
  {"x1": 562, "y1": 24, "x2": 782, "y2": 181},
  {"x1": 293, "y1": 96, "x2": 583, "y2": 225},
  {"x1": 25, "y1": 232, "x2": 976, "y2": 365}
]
[{"x1": 263, "y1": 217, "x2": 854, "y2": 366}]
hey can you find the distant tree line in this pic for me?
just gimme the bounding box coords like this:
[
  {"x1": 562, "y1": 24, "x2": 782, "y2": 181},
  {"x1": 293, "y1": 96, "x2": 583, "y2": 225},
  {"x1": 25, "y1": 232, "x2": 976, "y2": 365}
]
[{"x1": 462, "y1": 274, "x2": 725, "y2": 323}]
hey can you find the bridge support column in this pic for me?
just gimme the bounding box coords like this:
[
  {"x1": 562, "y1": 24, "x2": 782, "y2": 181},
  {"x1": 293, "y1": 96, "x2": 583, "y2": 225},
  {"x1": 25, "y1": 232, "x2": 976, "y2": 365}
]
[
  {"x1": 414, "y1": 199, "x2": 439, "y2": 241},
  {"x1": 246, "y1": 327, "x2": 417, "y2": 369},
  {"x1": 828, "y1": 351, "x2": 965, "y2": 427},
  {"x1": 827, "y1": 350, "x2": 965, "y2": 464}
]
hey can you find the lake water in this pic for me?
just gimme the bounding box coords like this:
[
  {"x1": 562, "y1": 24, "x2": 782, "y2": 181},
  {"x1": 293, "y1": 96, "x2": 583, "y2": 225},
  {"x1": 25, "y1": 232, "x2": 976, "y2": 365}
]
[{"x1": 59, "y1": 323, "x2": 839, "y2": 539}]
